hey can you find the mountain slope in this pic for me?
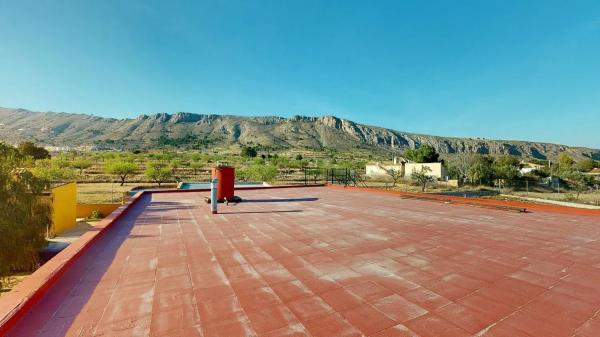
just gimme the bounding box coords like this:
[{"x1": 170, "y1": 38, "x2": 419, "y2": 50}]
[{"x1": 0, "y1": 107, "x2": 598, "y2": 160}]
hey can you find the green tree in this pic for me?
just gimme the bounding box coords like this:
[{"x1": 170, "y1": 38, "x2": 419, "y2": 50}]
[
  {"x1": 105, "y1": 161, "x2": 138, "y2": 186},
  {"x1": 145, "y1": 162, "x2": 173, "y2": 187},
  {"x1": 492, "y1": 156, "x2": 521, "y2": 180},
  {"x1": 404, "y1": 144, "x2": 439, "y2": 163},
  {"x1": 411, "y1": 166, "x2": 436, "y2": 192},
  {"x1": 170, "y1": 159, "x2": 182, "y2": 175},
  {"x1": 101, "y1": 152, "x2": 117, "y2": 161},
  {"x1": 563, "y1": 171, "x2": 594, "y2": 199},
  {"x1": 0, "y1": 143, "x2": 51, "y2": 288},
  {"x1": 54, "y1": 153, "x2": 72, "y2": 168},
  {"x1": 448, "y1": 153, "x2": 476, "y2": 181},
  {"x1": 558, "y1": 153, "x2": 575, "y2": 170},
  {"x1": 241, "y1": 146, "x2": 258, "y2": 158},
  {"x1": 17, "y1": 141, "x2": 50, "y2": 159},
  {"x1": 468, "y1": 155, "x2": 494, "y2": 185},
  {"x1": 31, "y1": 160, "x2": 75, "y2": 182},
  {"x1": 242, "y1": 164, "x2": 278, "y2": 182},
  {"x1": 381, "y1": 166, "x2": 404, "y2": 187},
  {"x1": 190, "y1": 161, "x2": 203, "y2": 175},
  {"x1": 71, "y1": 158, "x2": 92, "y2": 175},
  {"x1": 576, "y1": 158, "x2": 595, "y2": 172},
  {"x1": 191, "y1": 153, "x2": 202, "y2": 162}
]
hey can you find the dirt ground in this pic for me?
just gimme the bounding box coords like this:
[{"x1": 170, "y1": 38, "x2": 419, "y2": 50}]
[{"x1": 510, "y1": 190, "x2": 600, "y2": 206}]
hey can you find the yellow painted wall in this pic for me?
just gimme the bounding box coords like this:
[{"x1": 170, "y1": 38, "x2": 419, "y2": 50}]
[
  {"x1": 50, "y1": 182, "x2": 77, "y2": 235},
  {"x1": 76, "y1": 203, "x2": 120, "y2": 218}
]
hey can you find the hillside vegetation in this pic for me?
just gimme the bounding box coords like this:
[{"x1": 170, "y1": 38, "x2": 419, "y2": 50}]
[{"x1": 1, "y1": 107, "x2": 598, "y2": 160}]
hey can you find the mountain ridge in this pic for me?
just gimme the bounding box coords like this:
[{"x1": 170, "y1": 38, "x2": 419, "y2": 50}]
[{"x1": 0, "y1": 107, "x2": 598, "y2": 160}]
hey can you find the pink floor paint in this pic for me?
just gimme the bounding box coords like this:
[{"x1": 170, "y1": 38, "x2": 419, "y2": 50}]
[{"x1": 4, "y1": 187, "x2": 600, "y2": 337}]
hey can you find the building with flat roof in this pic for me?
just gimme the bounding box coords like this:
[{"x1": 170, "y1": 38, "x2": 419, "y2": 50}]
[{"x1": 1, "y1": 186, "x2": 600, "y2": 337}]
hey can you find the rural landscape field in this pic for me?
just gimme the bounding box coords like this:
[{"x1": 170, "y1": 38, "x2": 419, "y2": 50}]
[
  {"x1": 2, "y1": 1, "x2": 600, "y2": 337},
  {"x1": 2, "y1": 114, "x2": 599, "y2": 296}
]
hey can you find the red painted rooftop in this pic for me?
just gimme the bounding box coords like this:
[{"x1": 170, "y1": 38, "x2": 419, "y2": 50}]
[{"x1": 2, "y1": 186, "x2": 600, "y2": 337}]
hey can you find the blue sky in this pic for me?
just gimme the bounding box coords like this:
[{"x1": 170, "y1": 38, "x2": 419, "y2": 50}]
[{"x1": 1, "y1": 1, "x2": 599, "y2": 148}]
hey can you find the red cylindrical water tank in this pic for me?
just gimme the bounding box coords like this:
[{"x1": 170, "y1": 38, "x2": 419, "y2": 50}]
[{"x1": 212, "y1": 166, "x2": 235, "y2": 202}]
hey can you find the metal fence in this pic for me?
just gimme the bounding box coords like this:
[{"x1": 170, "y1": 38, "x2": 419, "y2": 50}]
[{"x1": 300, "y1": 168, "x2": 368, "y2": 187}]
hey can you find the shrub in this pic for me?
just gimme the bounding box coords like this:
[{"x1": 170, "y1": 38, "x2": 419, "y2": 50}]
[
  {"x1": 0, "y1": 143, "x2": 51, "y2": 289},
  {"x1": 89, "y1": 210, "x2": 104, "y2": 219},
  {"x1": 31, "y1": 160, "x2": 75, "y2": 182},
  {"x1": 241, "y1": 164, "x2": 278, "y2": 182},
  {"x1": 71, "y1": 158, "x2": 92, "y2": 175},
  {"x1": 241, "y1": 146, "x2": 258, "y2": 158},
  {"x1": 411, "y1": 166, "x2": 436, "y2": 192},
  {"x1": 17, "y1": 141, "x2": 50, "y2": 159}
]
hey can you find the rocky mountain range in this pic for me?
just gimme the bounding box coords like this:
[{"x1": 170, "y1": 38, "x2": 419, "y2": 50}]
[{"x1": 0, "y1": 107, "x2": 598, "y2": 160}]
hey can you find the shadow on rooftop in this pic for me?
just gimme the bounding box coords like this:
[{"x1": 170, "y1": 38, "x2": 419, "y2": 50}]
[
  {"x1": 219, "y1": 210, "x2": 303, "y2": 214},
  {"x1": 241, "y1": 197, "x2": 319, "y2": 203},
  {"x1": 6, "y1": 194, "x2": 152, "y2": 336}
]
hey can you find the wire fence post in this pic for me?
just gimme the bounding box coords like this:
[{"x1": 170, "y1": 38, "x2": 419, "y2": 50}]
[
  {"x1": 304, "y1": 168, "x2": 307, "y2": 186},
  {"x1": 345, "y1": 168, "x2": 349, "y2": 187}
]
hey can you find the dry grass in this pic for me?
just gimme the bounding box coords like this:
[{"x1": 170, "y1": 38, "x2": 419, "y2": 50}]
[
  {"x1": 364, "y1": 179, "x2": 471, "y2": 194},
  {"x1": 77, "y1": 183, "x2": 139, "y2": 204},
  {"x1": 510, "y1": 191, "x2": 600, "y2": 206},
  {"x1": 0, "y1": 273, "x2": 29, "y2": 297}
]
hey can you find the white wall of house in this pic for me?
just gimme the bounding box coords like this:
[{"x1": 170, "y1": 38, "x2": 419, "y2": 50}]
[
  {"x1": 365, "y1": 164, "x2": 404, "y2": 178},
  {"x1": 520, "y1": 167, "x2": 536, "y2": 175},
  {"x1": 405, "y1": 162, "x2": 447, "y2": 180}
]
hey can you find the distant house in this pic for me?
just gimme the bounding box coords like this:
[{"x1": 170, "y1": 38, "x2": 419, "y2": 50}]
[
  {"x1": 586, "y1": 168, "x2": 600, "y2": 181},
  {"x1": 44, "y1": 145, "x2": 72, "y2": 152},
  {"x1": 520, "y1": 162, "x2": 545, "y2": 175},
  {"x1": 365, "y1": 157, "x2": 406, "y2": 178},
  {"x1": 365, "y1": 157, "x2": 447, "y2": 180}
]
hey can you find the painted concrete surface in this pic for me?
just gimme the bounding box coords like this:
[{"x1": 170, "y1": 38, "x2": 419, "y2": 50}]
[{"x1": 5, "y1": 187, "x2": 600, "y2": 337}]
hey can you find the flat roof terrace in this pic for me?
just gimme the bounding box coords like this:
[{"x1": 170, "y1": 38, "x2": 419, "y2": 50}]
[{"x1": 2, "y1": 186, "x2": 600, "y2": 337}]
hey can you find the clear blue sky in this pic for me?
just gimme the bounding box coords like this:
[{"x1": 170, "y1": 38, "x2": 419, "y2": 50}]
[{"x1": 1, "y1": 1, "x2": 599, "y2": 148}]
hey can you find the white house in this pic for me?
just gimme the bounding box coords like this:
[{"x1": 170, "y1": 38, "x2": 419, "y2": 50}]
[
  {"x1": 404, "y1": 162, "x2": 447, "y2": 180},
  {"x1": 519, "y1": 162, "x2": 544, "y2": 175},
  {"x1": 365, "y1": 157, "x2": 406, "y2": 178},
  {"x1": 365, "y1": 157, "x2": 447, "y2": 180}
]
